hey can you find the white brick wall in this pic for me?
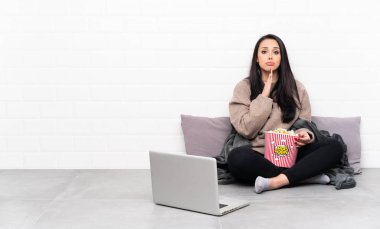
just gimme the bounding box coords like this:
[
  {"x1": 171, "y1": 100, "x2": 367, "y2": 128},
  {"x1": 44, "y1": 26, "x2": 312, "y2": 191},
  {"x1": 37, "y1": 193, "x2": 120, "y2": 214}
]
[{"x1": 0, "y1": 0, "x2": 379, "y2": 168}]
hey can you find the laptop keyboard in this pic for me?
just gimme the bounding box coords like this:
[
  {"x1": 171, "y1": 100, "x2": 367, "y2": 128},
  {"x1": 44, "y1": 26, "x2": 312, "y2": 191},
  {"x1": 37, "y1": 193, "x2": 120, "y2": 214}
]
[{"x1": 219, "y1": 204, "x2": 228, "y2": 209}]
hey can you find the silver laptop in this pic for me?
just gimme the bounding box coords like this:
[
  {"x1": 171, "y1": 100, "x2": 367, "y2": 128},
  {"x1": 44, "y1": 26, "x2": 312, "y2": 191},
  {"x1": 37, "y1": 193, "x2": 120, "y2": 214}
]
[{"x1": 149, "y1": 151, "x2": 250, "y2": 216}]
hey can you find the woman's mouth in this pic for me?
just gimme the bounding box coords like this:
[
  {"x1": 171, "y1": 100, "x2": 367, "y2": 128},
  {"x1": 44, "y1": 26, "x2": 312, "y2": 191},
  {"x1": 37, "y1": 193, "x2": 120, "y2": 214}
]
[{"x1": 266, "y1": 62, "x2": 275, "y2": 66}]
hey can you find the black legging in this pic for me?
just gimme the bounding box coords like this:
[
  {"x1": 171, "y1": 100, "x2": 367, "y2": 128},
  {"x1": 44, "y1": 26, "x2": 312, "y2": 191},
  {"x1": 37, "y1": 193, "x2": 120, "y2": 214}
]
[{"x1": 227, "y1": 138, "x2": 344, "y2": 185}]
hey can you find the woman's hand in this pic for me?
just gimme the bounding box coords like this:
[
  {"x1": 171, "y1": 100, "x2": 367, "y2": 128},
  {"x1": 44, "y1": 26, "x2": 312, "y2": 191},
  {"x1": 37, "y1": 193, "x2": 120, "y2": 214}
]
[
  {"x1": 295, "y1": 130, "x2": 311, "y2": 147},
  {"x1": 261, "y1": 67, "x2": 273, "y2": 97}
]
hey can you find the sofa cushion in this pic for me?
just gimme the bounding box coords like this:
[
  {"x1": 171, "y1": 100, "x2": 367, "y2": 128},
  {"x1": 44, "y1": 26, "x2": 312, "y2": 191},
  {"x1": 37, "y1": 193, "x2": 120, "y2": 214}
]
[
  {"x1": 180, "y1": 114, "x2": 231, "y2": 157},
  {"x1": 181, "y1": 114, "x2": 362, "y2": 174}
]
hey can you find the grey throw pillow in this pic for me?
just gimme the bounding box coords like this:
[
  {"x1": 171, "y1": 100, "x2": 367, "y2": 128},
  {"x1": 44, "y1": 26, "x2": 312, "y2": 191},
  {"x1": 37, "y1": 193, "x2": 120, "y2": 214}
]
[
  {"x1": 180, "y1": 114, "x2": 232, "y2": 157},
  {"x1": 311, "y1": 116, "x2": 362, "y2": 174}
]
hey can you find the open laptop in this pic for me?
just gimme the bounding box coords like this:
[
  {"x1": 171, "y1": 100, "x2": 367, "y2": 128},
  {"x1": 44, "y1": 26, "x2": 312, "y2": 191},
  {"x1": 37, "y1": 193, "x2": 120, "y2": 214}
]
[{"x1": 149, "y1": 151, "x2": 250, "y2": 216}]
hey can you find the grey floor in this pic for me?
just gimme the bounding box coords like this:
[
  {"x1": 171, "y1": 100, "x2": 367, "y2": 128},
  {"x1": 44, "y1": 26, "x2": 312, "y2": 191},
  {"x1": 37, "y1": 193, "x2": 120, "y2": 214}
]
[{"x1": 0, "y1": 169, "x2": 379, "y2": 229}]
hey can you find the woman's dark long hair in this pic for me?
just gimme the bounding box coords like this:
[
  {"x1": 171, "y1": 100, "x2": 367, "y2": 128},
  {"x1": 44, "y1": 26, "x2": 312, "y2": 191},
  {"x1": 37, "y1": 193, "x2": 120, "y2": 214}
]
[{"x1": 248, "y1": 34, "x2": 300, "y2": 123}]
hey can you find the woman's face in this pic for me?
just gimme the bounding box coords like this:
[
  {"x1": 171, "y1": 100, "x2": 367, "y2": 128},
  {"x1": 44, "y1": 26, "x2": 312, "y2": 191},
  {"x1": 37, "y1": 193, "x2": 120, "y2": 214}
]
[{"x1": 257, "y1": 39, "x2": 281, "y2": 72}]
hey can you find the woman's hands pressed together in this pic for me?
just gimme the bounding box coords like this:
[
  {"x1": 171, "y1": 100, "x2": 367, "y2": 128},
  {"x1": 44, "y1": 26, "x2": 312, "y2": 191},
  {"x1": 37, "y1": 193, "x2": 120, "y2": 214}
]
[
  {"x1": 295, "y1": 130, "x2": 311, "y2": 147},
  {"x1": 261, "y1": 67, "x2": 273, "y2": 97}
]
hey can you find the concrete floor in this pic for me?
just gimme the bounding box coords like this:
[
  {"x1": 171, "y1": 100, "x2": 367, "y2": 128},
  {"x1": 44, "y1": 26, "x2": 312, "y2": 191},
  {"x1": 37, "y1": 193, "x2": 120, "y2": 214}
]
[{"x1": 0, "y1": 169, "x2": 379, "y2": 229}]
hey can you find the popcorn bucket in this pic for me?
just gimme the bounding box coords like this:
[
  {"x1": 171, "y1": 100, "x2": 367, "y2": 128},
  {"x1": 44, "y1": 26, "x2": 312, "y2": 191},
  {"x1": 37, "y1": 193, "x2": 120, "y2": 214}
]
[{"x1": 264, "y1": 132, "x2": 298, "y2": 168}]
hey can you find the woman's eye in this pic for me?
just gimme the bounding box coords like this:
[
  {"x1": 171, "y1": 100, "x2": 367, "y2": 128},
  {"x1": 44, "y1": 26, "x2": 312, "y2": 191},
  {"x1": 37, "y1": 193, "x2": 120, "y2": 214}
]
[
  {"x1": 261, "y1": 50, "x2": 267, "y2": 54},
  {"x1": 274, "y1": 51, "x2": 280, "y2": 55}
]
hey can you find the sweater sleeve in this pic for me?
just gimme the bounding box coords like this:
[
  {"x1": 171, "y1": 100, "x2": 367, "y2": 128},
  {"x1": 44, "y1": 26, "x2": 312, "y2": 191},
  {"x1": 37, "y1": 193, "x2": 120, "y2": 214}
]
[
  {"x1": 295, "y1": 84, "x2": 314, "y2": 143},
  {"x1": 229, "y1": 80, "x2": 273, "y2": 139}
]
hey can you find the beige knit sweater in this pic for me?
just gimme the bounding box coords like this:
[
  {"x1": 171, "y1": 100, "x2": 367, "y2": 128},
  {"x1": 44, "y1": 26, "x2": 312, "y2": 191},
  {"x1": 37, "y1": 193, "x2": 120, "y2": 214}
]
[{"x1": 229, "y1": 78, "x2": 314, "y2": 154}]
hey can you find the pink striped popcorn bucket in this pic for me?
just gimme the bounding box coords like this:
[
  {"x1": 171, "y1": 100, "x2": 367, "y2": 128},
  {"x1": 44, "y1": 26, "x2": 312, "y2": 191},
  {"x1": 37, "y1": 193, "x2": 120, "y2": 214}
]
[{"x1": 264, "y1": 132, "x2": 298, "y2": 168}]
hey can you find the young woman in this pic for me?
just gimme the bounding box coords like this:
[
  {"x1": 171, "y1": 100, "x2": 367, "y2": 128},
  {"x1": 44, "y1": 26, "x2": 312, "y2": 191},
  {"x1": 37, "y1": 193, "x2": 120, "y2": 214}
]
[{"x1": 227, "y1": 34, "x2": 343, "y2": 194}]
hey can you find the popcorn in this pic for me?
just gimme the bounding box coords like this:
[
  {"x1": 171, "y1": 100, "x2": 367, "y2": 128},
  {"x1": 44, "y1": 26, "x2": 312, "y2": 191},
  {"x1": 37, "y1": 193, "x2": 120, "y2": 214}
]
[{"x1": 267, "y1": 128, "x2": 297, "y2": 136}]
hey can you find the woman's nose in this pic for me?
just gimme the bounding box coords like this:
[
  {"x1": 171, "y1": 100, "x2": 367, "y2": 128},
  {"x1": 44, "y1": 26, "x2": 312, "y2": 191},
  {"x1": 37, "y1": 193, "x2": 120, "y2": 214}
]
[{"x1": 268, "y1": 52, "x2": 273, "y2": 59}]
